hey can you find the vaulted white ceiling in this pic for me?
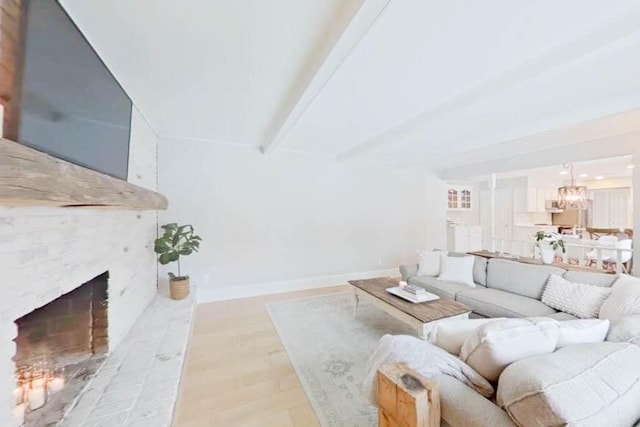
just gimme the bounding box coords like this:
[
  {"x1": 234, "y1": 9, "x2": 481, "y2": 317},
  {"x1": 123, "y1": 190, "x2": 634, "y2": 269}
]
[{"x1": 61, "y1": 0, "x2": 640, "y2": 172}]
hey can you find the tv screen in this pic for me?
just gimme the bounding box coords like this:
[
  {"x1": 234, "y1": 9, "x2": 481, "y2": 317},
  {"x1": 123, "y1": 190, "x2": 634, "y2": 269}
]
[{"x1": 15, "y1": 0, "x2": 132, "y2": 180}]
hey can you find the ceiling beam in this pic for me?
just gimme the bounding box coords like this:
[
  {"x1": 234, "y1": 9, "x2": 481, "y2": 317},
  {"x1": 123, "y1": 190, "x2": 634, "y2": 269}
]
[
  {"x1": 439, "y1": 131, "x2": 640, "y2": 180},
  {"x1": 336, "y1": 7, "x2": 640, "y2": 162},
  {"x1": 260, "y1": 0, "x2": 390, "y2": 155},
  {"x1": 402, "y1": 96, "x2": 640, "y2": 170}
]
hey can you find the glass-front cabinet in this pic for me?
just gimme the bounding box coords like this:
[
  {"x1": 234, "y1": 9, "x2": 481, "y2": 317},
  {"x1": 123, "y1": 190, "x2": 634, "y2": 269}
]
[{"x1": 447, "y1": 185, "x2": 472, "y2": 211}]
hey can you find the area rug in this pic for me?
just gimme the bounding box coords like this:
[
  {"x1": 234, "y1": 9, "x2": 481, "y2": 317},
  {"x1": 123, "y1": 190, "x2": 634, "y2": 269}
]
[{"x1": 267, "y1": 292, "x2": 415, "y2": 427}]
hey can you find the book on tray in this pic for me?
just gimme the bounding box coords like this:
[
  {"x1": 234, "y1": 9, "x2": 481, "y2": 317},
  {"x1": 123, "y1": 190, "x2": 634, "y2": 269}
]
[{"x1": 404, "y1": 284, "x2": 426, "y2": 295}]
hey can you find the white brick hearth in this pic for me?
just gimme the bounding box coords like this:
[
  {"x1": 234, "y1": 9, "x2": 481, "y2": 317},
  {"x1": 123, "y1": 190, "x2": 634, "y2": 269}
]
[{"x1": 59, "y1": 289, "x2": 194, "y2": 427}]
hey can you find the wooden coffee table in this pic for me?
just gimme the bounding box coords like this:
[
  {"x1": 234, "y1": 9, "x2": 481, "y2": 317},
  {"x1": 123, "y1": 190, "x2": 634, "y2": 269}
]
[{"x1": 348, "y1": 277, "x2": 471, "y2": 339}]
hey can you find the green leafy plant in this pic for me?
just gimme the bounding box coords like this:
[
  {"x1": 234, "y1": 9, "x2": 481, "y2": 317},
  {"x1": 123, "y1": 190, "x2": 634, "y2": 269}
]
[
  {"x1": 534, "y1": 231, "x2": 566, "y2": 253},
  {"x1": 154, "y1": 223, "x2": 202, "y2": 280}
]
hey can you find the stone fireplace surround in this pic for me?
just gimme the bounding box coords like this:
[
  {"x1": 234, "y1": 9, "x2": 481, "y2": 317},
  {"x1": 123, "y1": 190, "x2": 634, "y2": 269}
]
[
  {"x1": 0, "y1": 207, "x2": 161, "y2": 427},
  {"x1": 0, "y1": 107, "x2": 169, "y2": 426}
]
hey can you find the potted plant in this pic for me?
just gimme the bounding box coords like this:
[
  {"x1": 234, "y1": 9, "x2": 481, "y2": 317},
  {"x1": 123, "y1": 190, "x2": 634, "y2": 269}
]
[
  {"x1": 534, "y1": 231, "x2": 566, "y2": 264},
  {"x1": 154, "y1": 223, "x2": 202, "y2": 300}
]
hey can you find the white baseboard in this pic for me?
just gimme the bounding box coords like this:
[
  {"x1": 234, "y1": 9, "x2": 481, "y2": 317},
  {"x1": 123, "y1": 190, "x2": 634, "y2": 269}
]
[{"x1": 196, "y1": 268, "x2": 398, "y2": 303}]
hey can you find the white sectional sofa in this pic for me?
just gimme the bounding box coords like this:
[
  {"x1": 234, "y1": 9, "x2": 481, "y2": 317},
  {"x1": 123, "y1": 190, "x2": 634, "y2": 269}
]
[
  {"x1": 393, "y1": 257, "x2": 640, "y2": 427},
  {"x1": 400, "y1": 256, "x2": 617, "y2": 320}
]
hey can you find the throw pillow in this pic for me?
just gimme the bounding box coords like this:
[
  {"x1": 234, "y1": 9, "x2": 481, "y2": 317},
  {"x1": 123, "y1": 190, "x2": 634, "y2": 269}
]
[
  {"x1": 607, "y1": 315, "x2": 640, "y2": 343},
  {"x1": 417, "y1": 250, "x2": 445, "y2": 276},
  {"x1": 541, "y1": 274, "x2": 612, "y2": 319},
  {"x1": 497, "y1": 342, "x2": 640, "y2": 427},
  {"x1": 460, "y1": 318, "x2": 560, "y2": 382},
  {"x1": 438, "y1": 254, "x2": 475, "y2": 287},
  {"x1": 556, "y1": 319, "x2": 610, "y2": 347},
  {"x1": 427, "y1": 317, "x2": 506, "y2": 355},
  {"x1": 599, "y1": 274, "x2": 640, "y2": 322}
]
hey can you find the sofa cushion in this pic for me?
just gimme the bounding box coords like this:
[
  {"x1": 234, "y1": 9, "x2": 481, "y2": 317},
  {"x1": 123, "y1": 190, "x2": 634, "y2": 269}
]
[
  {"x1": 473, "y1": 256, "x2": 488, "y2": 286},
  {"x1": 399, "y1": 264, "x2": 419, "y2": 281},
  {"x1": 437, "y1": 375, "x2": 517, "y2": 427},
  {"x1": 545, "y1": 311, "x2": 578, "y2": 321},
  {"x1": 556, "y1": 319, "x2": 610, "y2": 347},
  {"x1": 600, "y1": 274, "x2": 640, "y2": 322},
  {"x1": 456, "y1": 288, "x2": 557, "y2": 318},
  {"x1": 607, "y1": 315, "x2": 640, "y2": 343},
  {"x1": 409, "y1": 276, "x2": 473, "y2": 300},
  {"x1": 427, "y1": 317, "x2": 506, "y2": 355},
  {"x1": 417, "y1": 250, "x2": 444, "y2": 276},
  {"x1": 563, "y1": 270, "x2": 617, "y2": 287},
  {"x1": 460, "y1": 318, "x2": 560, "y2": 382},
  {"x1": 497, "y1": 342, "x2": 640, "y2": 427},
  {"x1": 486, "y1": 259, "x2": 565, "y2": 299},
  {"x1": 542, "y1": 274, "x2": 612, "y2": 319},
  {"x1": 438, "y1": 254, "x2": 476, "y2": 287}
]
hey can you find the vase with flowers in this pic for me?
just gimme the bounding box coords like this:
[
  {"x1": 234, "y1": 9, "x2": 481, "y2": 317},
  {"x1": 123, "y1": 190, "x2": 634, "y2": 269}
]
[{"x1": 534, "y1": 231, "x2": 566, "y2": 264}]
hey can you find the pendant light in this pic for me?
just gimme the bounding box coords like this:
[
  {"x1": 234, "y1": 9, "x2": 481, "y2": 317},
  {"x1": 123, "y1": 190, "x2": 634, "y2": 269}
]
[{"x1": 557, "y1": 163, "x2": 588, "y2": 209}]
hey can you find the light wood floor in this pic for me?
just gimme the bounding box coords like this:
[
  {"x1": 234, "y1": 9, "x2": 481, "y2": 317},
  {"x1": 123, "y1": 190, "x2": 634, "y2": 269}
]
[{"x1": 172, "y1": 285, "x2": 349, "y2": 427}]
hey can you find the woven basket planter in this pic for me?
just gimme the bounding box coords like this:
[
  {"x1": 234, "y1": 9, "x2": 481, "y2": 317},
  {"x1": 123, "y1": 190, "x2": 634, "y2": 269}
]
[{"x1": 170, "y1": 276, "x2": 190, "y2": 300}]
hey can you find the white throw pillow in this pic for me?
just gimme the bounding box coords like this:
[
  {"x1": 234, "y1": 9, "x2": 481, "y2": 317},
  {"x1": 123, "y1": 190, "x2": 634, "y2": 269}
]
[
  {"x1": 541, "y1": 274, "x2": 612, "y2": 319},
  {"x1": 556, "y1": 319, "x2": 610, "y2": 347},
  {"x1": 417, "y1": 250, "x2": 445, "y2": 276},
  {"x1": 438, "y1": 254, "x2": 475, "y2": 287},
  {"x1": 607, "y1": 315, "x2": 640, "y2": 343},
  {"x1": 460, "y1": 318, "x2": 560, "y2": 382},
  {"x1": 427, "y1": 318, "x2": 506, "y2": 355},
  {"x1": 599, "y1": 275, "x2": 640, "y2": 322}
]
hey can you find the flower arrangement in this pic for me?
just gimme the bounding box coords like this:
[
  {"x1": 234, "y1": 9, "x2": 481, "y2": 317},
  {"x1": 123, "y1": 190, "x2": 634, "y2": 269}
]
[
  {"x1": 534, "y1": 231, "x2": 566, "y2": 264},
  {"x1": 534, "y1": 231, "x2": 567, "y2": 253}
]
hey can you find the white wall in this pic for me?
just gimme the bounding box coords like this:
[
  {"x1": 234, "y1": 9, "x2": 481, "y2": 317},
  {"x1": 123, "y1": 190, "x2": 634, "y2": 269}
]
[
  {"x1": 0, "y1": 106, "x2": 159, "y2": 426},
  {"x1": 158, "y1": 138, "x2": 446, "y2": 302}
]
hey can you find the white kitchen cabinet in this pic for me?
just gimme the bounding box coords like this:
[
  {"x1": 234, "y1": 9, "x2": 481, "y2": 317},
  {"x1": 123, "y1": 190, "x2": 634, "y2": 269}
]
[
  {"x1": 447, "y1": 225, "x2": 483, "y2": 253},
  {"x1": 447, "y1": 185, "x2": 472, "y2": 211},
  {"x1": 516, "y1": 187, "x2": 557, "y2": 212}
]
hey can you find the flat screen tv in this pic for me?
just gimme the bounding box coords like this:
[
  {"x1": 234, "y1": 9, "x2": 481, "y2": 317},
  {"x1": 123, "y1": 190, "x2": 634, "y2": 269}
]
[{"x1": 9, "y1": 0, "x2": 132, "y2": 180}]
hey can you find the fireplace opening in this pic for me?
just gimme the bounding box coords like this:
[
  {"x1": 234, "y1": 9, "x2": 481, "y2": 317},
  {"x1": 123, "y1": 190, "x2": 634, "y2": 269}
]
[{"x1": 12, "y1": 272, "x2": 109, "y2": 426}]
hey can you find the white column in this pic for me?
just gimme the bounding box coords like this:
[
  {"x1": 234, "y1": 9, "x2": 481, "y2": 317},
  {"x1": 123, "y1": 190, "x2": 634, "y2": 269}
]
[
  {"x1": 633, "y1": 152, "x2": 640, "y2": 276},
  {"x1": 490, "y1": 174, "x2": 497, "y2": 252}
]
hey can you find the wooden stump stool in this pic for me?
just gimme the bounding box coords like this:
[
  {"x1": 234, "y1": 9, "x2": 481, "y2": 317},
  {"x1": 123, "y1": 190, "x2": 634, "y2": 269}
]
[{"x1": 377, "y1": 363, "x2": 440, "y2": 427}]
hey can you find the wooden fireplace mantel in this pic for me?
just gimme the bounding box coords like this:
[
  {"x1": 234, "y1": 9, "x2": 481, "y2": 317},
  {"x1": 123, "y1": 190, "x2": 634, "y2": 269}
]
[{"x1": 0, "y1": 138, "x2": 168, "y2": 210}]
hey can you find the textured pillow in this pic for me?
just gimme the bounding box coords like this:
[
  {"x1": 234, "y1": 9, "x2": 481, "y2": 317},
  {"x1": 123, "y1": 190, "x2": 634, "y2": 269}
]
[
  {"x1": 607, "y1": 315, "x2": 640, "y2": 343},
  {"x1": 541, "y1": 274, "x2": 612, "y2": 318},
  {"x1": 427, "y1": 318, "x2": 505, "y2": 355},
  {"x1": 417, "y1": 250, "x2": 445, "y2": 276},
  {"x1": 556, "y1": 319, "x2": 610, "y2": 347},
  {"x1": 599, "y1": 274, "x2": 640, "y2": 322},
  {"x1": 460, "y1": 318, "x2": 560, "y2": 382},
  {"x1": 497, "y1": 342, "x2": 640, "y2": 427},
  {"x1": 438, "y1": 254, "x2": 475, "y2": 287}
]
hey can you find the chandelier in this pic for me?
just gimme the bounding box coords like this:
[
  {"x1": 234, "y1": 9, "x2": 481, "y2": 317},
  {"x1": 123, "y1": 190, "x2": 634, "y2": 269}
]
[{"x1": 557, "y1": 163, "x2": 588, "y2": 209}]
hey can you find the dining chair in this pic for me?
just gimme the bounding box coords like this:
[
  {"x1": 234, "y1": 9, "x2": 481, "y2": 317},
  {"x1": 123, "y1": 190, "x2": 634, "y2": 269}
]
[
  {"x1": 606, "y1": 239, "x2": 633, "y2": 273},
  {"x1": 586, "y1": 235, "x2": 619, "y2": 270},
  {"x1": 562, "y1": 236, "x2": 584, "y2": 265}
]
